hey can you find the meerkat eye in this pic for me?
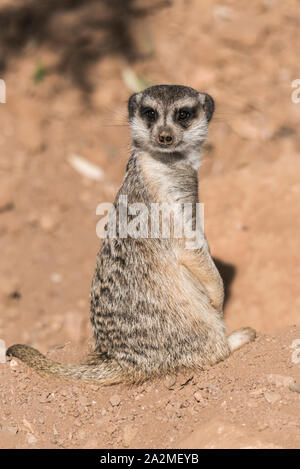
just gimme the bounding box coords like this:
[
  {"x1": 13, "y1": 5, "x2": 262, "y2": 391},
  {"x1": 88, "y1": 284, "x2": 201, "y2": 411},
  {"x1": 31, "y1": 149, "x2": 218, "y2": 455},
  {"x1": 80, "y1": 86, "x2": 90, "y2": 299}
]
[
  {"x1": 142, "y1": 107, "x2": 157, "y2": 121},
  {"x1": 178, "y1": 109, "x2": 191, "y2": 121}
]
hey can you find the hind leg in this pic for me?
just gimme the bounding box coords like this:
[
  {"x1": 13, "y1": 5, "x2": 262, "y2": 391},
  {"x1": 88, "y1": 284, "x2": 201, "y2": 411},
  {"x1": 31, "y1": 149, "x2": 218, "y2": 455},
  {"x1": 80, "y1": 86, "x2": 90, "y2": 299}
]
[
  {"x1": 192, "y1": 325, "x2": 256, "y2": 370},
  {"x1": 187, "y1": 303, "x2": 256, "y2": 368},
  {"x1": 227, "y1": 327, "x2": 256, "y2": 353}
]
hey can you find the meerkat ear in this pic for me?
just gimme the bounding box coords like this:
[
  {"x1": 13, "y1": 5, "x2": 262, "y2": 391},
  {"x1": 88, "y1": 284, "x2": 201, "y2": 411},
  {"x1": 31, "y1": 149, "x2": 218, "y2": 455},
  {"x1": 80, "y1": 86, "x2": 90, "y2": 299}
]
[
  {"x1": 198, "y1": 92, "x2": 215, "y2": 122},
  {"x1": 128, "y1": 92, "x2": 141, "y2": 120},
  {"x1": 203, "y1": 93, "x2": 215, "y2": 122}
]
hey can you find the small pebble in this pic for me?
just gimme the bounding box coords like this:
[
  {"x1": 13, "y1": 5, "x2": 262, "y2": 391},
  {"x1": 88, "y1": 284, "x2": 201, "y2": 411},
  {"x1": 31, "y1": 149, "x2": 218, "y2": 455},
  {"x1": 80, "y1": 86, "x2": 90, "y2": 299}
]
[
  {"x1": 109, "y1": 394, "x2": 121, "y2": 407},
  {"x1": 267, "y1": 374, "x2": 295, "y2": 388},
  {"x1": 289, "y1": 382, "x2": 300, "y2": 394},
  {"x1": 180, "y1": 400, "x2": 190, "y2": 409},
  {"x1": 1, "y1": 426, "x2": 18, "y2": 435},
  {"x1": 193, "y1": 391, "x2": 203, "y2": 403},
  {"x1": 26, "y1": 433, "x2": 37, "y2": 445},
  {"x1": 264, "y1": 392, "x2": 281, "y2": 404}
]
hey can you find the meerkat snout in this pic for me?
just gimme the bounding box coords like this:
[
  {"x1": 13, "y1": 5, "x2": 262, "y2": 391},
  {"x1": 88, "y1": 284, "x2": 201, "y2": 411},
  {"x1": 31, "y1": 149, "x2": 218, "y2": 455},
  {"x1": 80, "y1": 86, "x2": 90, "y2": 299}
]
[
  {"x1": 157, "y1": 128, "x2": 173, "y2": 146},
  {"x1": 128, "y1": 85, "x2": 214, "y2": 163}
]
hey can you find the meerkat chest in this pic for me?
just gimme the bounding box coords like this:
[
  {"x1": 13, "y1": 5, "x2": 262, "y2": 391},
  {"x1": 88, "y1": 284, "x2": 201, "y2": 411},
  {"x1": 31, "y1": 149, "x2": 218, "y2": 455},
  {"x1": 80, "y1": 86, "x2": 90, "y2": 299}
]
[
  {"x1": 136, "y1": 151, "x2": 205, "y2": 252},
  {"x1": 138, "y1": 152, "x2": 198, "y2": 206}
]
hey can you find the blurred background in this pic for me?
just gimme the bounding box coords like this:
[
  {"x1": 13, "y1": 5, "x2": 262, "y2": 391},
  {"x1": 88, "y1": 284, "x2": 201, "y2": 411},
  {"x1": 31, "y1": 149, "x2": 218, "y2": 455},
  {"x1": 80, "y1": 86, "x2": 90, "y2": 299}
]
[{"x1": 0, "y1": 0, "x2": 299, "y2": 353}]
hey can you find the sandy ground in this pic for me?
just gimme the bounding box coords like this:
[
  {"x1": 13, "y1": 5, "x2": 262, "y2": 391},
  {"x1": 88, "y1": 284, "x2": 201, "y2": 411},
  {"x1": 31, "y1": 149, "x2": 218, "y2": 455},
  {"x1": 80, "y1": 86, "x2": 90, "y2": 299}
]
[{"x1": 0, "y1": 0, "x2": 300, "y2": 449}]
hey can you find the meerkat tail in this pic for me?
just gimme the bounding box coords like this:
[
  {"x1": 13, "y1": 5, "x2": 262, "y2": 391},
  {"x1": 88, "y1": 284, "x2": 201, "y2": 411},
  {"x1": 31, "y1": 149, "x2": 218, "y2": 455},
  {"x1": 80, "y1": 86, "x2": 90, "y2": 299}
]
[
  {"x1": 6, "y1": 344, "x2": 124, "y2": 385},
  {"x1": 227, "y1": 327, "x2": 256, "y2": 353}
]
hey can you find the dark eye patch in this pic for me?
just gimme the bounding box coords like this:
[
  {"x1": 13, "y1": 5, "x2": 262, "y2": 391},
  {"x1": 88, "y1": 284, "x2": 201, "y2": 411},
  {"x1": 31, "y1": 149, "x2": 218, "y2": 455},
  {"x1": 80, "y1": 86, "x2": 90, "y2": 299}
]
[
  {"x1": 140, "y1": 107, "x2": 158, "y2": 123},
  {"x1": 175, "y1": 106, "x2": 198, "y2": 126}
]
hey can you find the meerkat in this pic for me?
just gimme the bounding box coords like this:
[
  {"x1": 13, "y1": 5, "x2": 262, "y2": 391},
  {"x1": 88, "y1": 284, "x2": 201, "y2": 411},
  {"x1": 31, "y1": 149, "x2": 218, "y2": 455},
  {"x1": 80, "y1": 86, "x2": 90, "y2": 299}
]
[{"x1": 7, "y1": 85, "x2": 256, "y2": 384}]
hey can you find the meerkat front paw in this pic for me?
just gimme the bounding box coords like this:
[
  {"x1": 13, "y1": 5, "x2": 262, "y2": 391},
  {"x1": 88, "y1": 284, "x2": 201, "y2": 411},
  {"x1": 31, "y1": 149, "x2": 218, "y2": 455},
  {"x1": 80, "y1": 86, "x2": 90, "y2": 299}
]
[
  {"x1": 204, "y1": 279, "x2": 224, "y2": 314},
  {"x1": 209, "y1": 290, "x2": 224, "y2": 314},
  {"x1": 227, "y1": 327, "x2": 256, "y2": 353}
]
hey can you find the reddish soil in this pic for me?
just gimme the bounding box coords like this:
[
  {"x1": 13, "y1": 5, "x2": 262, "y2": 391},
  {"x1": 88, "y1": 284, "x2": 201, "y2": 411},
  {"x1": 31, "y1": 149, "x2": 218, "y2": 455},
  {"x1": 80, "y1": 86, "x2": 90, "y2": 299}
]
[{"x1": 0, "y1": 0, "x2": 300, "y2": 449}]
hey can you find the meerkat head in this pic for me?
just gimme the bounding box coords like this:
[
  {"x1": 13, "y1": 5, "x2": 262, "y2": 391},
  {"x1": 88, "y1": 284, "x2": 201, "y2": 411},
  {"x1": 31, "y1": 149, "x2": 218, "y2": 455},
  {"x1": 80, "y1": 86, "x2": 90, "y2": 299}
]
[{"x1": 128, "y1": 84, "x2": 214, "y2": 167}]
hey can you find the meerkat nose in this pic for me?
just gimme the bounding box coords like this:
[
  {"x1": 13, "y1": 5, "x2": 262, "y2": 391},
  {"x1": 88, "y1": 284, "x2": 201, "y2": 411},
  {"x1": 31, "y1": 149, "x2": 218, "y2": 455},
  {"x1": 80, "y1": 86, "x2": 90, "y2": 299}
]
[{"x1": 158, "y1": 130, "x2": 173, "y2": 145}]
